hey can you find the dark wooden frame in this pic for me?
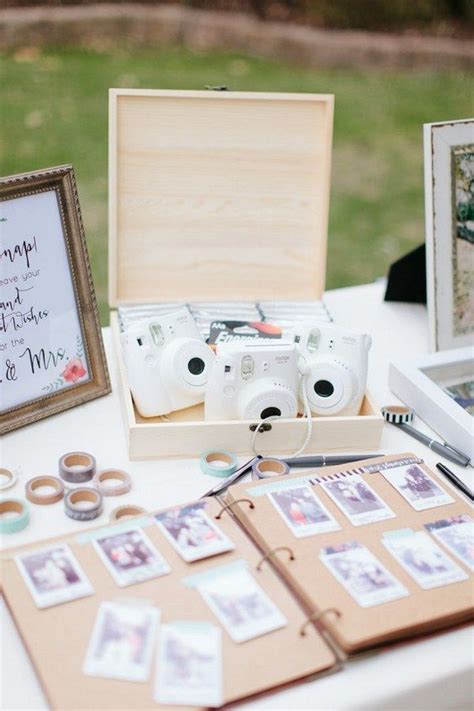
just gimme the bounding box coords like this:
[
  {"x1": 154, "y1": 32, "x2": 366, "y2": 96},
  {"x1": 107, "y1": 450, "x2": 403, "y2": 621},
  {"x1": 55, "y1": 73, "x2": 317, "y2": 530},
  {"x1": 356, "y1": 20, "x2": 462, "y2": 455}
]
[{"x1": 0, "y1": 165, "x2": 110, "y2": 434}]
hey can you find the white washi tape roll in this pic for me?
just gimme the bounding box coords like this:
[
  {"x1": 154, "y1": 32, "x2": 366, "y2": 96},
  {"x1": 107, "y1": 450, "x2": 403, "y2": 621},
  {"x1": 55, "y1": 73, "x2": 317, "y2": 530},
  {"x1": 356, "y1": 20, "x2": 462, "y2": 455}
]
[{"x1": 0, "y1": 468, "x2": 18, "y2": 491}]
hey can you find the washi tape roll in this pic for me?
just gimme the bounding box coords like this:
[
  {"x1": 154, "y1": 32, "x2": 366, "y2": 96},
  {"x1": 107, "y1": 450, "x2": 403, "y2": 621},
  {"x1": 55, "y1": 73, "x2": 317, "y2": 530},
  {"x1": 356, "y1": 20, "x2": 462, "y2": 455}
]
[
  {"x1": 0, "y1": 468, "x2": 17, "y2": 491},
  {"x1": 200, "y1": 450, "x2": 238, "y2": 478},
  {"x1": 64, "y1": 487, "x2": 103, "y2": 521},
  {"x1": 0, "y1": 499, "x2": 30, "y2": 534},
  {"x1": 110, "y1": 504, "x2": 146, "y2": 522},
  {"x1": 59, "y1": 451, "x2": 96, "y2": 483},
  {"x1": 252, "y1": 458, "x2": 290, "y2": 480},
  {"x1": 381, "y1": 405, "x2": 414, "y2": 425},
  {"x1": 93, "y1": 469, "x2": 132, "y2": 497},
  {"x1": 26, "y1": 476, "x2": 65, "y2": 505}
]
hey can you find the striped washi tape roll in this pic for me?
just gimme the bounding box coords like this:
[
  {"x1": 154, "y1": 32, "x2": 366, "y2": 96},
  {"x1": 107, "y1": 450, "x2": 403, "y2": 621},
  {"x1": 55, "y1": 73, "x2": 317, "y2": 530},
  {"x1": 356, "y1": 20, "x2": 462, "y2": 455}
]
[{"x1": 381, "y1": 405, "x2": 414, "y2": 425}]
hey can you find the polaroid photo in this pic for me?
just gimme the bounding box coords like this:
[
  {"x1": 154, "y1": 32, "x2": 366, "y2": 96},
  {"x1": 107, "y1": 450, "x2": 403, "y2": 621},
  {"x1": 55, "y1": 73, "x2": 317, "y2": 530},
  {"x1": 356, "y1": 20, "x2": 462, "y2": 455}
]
[
  {"x1": 195, "y1": 564, "x2": 287, "y2": 643},
  {"x1": 320, "y1": 541, "x2": 408, "y2": 607},
  {"x1": 425, "y1": 515, "x2": 473, "y2": 571},
  {"x1": 381, "y1": 463, "x2": 454, "y2": 511},
  {"x1": 268, "y1": 485, "x2": 340, "y2": 537},
  {"x1": 83, "y1": 601, "x2": 160, "y2": 682},
  {"x1": 319, "y1": 474, "x2": 395, "y2": 526},
  {"x1": 155, "y1": 502, "x2": 234, "y2": 562},
  {"x1": 383, "y1": 530, "x2": 468, "y2": 589},
  {"x1": 92, "y1": 527, "x2": 171, "y2": 587},
  {"x1": 155, "y1": 622, "x2": 222, "y2": 707},
  {"x1": 15, "y1": 544, "x2": 94, "y2": 609}
]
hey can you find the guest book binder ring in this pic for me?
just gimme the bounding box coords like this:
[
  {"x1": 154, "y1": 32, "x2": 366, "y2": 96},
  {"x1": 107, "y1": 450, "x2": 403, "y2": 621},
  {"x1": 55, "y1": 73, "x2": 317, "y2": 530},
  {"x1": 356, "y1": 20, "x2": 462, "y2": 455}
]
[
  {"x1": 215, "y1": 498, "x2": 255, "y2": 520},
  {"x1": 256, "y1": 546, "x2": 295, "y2": 571},
  {"x1": 300, "y1": 608, "x2": 342, "y2": 637}
]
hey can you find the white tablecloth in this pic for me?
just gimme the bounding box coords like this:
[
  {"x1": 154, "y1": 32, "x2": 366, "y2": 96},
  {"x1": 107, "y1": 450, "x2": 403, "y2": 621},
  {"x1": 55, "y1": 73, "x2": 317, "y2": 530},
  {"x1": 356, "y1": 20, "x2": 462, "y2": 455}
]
[{"x1": 1, "y1": 281, "x2": 473, "y2": 710}]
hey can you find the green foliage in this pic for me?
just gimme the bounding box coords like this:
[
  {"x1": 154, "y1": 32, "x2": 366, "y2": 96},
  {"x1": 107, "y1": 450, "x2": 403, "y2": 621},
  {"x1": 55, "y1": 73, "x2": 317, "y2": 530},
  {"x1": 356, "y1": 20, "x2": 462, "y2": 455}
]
[{"x1": 0, "y1": 46, "x2": 472, "y2": 324}]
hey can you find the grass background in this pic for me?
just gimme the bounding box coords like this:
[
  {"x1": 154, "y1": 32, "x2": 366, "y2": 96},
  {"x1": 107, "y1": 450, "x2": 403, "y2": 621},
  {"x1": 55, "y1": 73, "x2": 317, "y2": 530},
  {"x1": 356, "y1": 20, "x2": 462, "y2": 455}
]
[{"x1": 0, "y1": 46, "x2": 472, "y2": 324}]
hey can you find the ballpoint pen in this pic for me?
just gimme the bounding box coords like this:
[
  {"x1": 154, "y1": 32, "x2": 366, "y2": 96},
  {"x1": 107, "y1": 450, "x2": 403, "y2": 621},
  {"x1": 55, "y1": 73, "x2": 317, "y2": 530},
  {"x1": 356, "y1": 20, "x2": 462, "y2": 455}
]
[
  {"x1": 436, "y1": 463, "x2": 474, "y2": 501},
  {"x1": 382, "y1": 405, "x2": 471, "y2": 467}
]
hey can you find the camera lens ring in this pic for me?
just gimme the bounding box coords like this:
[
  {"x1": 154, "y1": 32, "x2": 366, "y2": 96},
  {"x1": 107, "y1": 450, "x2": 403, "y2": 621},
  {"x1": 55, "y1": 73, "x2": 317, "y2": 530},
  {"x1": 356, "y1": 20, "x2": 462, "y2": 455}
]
[
  {"x1": 165, "y1": 338, "x2": 213, "y2": 391},
  {"x1": 238, "y1": 379, "x2": 298, "y2": 420},
  {"x1": 305, "y1": 361, "x2": 354, "y2": 414}
]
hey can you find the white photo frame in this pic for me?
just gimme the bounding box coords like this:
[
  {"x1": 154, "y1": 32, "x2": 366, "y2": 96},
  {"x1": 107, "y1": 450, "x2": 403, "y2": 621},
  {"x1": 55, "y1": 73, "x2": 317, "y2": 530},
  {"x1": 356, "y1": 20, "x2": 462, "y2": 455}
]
[
  {"x1": 389, "y1": 346, "x2": 474, "y2": 464},
  {"x1": 424, "y1": 119, "x2": 474, "y2": 351}
]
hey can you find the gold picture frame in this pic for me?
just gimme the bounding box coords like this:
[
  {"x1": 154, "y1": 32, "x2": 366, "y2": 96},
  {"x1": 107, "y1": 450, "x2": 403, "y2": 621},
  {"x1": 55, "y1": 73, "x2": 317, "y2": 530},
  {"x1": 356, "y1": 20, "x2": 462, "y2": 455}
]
[{"x1": 0, "y1": 165, "x2": 110, "y2": 434}]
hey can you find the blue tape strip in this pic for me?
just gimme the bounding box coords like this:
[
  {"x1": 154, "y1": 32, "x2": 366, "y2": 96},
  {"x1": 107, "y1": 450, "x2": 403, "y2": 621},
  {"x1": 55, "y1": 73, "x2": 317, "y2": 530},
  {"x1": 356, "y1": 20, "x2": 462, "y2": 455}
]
[
  {"x1": 383, "y1": 528, "x2": 415, "y2": 539},
  {"x1": 183, "y1": 559, "x2": 248, "y2": 588},
  {"x1": 246, "y1": 475, "x2": 315, "y2": 497},
  {"x1": 75, "y1": 516, "x2": 153, "y2": 544}
]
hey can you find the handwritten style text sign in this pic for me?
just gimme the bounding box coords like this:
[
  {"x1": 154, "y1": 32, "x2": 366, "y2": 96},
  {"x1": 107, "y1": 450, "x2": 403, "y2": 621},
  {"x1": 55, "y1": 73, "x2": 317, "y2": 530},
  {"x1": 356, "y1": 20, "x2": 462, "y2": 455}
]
[{"x1": 0, "y1": 189, "x2": 90, "y2": 412}]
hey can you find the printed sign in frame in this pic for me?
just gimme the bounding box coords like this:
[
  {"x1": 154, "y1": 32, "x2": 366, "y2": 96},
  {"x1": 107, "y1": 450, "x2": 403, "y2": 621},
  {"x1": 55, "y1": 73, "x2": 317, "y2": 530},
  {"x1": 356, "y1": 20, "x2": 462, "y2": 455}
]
[{"x1": 0, "y1": 165, "x2": 110, "y2": 434}]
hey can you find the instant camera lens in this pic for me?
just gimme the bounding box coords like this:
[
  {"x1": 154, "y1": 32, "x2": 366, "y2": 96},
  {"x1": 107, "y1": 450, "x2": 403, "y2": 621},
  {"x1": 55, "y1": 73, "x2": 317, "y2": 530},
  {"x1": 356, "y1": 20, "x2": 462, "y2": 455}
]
[
  {"x1": 188, "y1": 357, "x2": 206, "y2": 376},
  {"x1": 260, "y1": 406, "x2": 281, "y2": 419},
  {"x1": 314, "y1": 379, "x2": 334, "y2": 398}
]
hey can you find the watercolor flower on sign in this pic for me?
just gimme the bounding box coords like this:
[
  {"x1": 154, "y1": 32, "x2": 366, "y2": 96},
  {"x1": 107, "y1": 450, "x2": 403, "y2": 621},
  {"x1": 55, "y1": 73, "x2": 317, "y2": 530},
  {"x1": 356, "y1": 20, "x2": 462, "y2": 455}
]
[
  {"x1": 42, "y1": 335, "x2": 88, "y2": 393},
  {"x1": 61, "y1": 357, "x2": 87, "y2": 383}
]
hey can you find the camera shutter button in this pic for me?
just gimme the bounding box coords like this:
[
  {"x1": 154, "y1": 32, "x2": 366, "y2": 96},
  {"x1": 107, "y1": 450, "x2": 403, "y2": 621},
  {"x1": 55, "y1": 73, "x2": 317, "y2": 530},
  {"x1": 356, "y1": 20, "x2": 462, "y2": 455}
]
[{"x1": 145, "y1": 355, "x2": 157, "y2": 367}]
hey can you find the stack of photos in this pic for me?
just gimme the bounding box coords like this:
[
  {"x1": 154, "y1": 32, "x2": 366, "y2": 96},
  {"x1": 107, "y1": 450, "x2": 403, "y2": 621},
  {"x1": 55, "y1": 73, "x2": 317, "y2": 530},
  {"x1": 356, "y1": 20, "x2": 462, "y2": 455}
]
[
  {"x1": 268, "y1": 484, "x2": 340, "y2": 537},
  {"x1": 92, "y1": 527, "x2": 170, "y2": 587},
  {"x1": 15, "y1": 544, "x2": 93, "y2": 608},
  {"x1": 383, "y1": 530, "x2": 469, "y2": 589},
  {"x1": 320, "y1": 542, "x2": 408, "y2": 608},
  {"x1": 155, "y1": 503, "x2": 234, "y2": 562},
  {"x1": 381, "y1": 464, "x2": 454, "y2": 511}
]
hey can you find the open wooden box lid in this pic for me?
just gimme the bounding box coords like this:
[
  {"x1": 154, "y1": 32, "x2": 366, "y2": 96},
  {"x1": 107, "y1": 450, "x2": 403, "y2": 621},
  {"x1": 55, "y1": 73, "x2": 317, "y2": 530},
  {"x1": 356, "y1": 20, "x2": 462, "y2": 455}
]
[{"x1": 109, "y1": 89, "x2": 334, "y2": 307}]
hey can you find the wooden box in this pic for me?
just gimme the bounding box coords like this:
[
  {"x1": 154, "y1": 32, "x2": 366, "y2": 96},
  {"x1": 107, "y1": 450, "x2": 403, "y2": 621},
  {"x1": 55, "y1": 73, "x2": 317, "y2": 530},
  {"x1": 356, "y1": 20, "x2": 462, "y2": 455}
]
[{"x1": 109, "y1": 88, "x2": 383, "y2": 459}]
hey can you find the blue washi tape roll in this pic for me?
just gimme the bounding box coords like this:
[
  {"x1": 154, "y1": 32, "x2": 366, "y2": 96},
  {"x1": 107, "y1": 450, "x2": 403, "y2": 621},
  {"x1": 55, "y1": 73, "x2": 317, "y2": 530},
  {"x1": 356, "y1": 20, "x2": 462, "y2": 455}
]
[
  {"x1": 200, "y1": 450, "x2": 238, "y2": 478},
  {"x1": 252, "y1": 458, "x2": 290, "y2": 480},
  {"x1": 0, "y1": 498, "x2": 30, "y2": 534}
]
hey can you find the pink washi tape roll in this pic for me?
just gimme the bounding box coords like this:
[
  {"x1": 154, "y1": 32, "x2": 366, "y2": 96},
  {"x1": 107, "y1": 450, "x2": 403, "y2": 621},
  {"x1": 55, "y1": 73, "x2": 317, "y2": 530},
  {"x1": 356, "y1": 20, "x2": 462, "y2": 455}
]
[{"x1": 93, "y1": 469, "x2": 132, "y2": 497}]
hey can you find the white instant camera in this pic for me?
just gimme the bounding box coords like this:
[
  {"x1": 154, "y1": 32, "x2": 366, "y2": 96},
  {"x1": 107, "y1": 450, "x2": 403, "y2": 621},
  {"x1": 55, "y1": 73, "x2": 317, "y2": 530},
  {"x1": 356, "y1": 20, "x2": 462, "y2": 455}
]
[
  {"x1": 294, "y1": 323, "x2": 371, "y2": 416},
  {"x1": 121, "y1": 307, "x2": 215, "y2": 417},
  {"x1": 205, "y1": 341, "x2": 300, "y2": 421}
]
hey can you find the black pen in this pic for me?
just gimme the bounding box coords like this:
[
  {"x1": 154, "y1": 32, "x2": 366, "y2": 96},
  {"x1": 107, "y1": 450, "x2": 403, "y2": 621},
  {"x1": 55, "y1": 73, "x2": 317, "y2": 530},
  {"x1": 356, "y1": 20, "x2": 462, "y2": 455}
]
[
  {"x1": 282, "y1": 453, "x2": 383, "y2": 467},
  {"x1": 436, "y1": 462, "x2": 474, "y2": 502}
]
